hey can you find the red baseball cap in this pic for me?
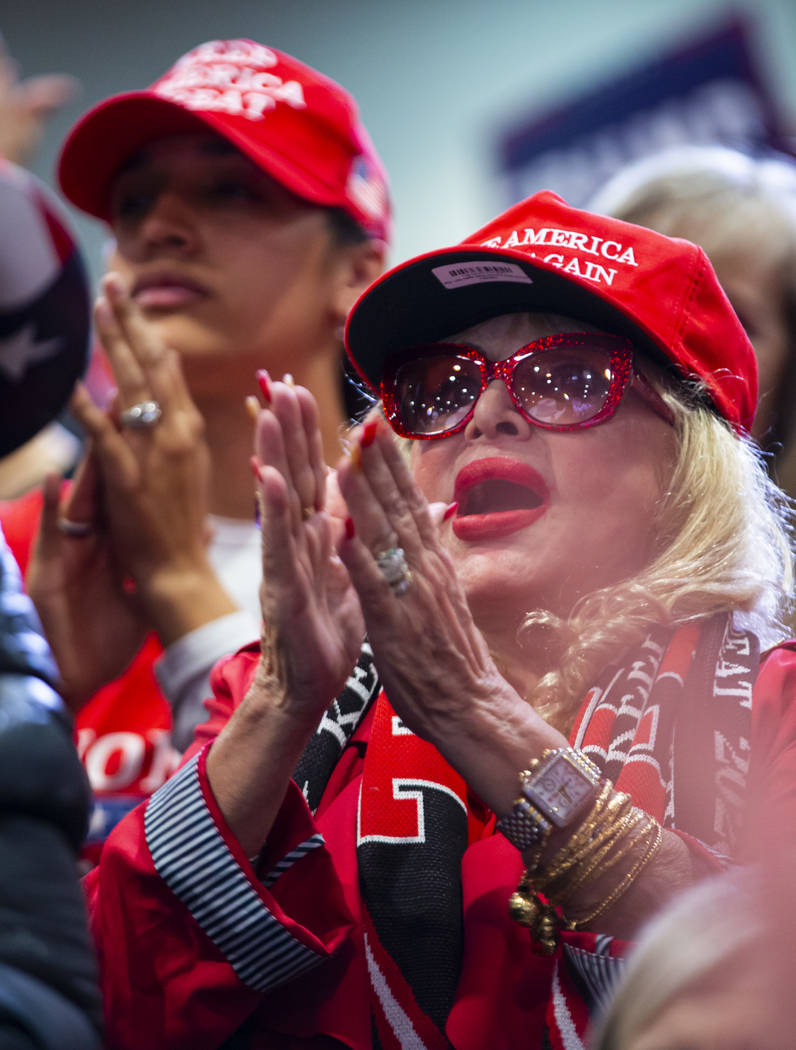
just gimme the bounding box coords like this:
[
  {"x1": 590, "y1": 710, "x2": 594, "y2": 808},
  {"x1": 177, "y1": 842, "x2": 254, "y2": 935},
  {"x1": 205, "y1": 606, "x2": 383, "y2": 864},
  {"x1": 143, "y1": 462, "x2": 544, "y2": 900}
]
[
  {"x1": 345, "y1": 190, "x2": 756, "y2": 432},
  {"x1": 57, "y1": 39, "x2": 391, "y2": 241}
]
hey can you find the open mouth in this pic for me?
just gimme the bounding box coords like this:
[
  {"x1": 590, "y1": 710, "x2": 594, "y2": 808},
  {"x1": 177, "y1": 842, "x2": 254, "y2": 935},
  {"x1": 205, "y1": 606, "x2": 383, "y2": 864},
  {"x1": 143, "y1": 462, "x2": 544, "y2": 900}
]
[
  {"x1": 458, "y1": 479, "x2": 544, "y2": 516},
  {"x1": 452, "y1": 456, "x2": 549, "y2": 540}
]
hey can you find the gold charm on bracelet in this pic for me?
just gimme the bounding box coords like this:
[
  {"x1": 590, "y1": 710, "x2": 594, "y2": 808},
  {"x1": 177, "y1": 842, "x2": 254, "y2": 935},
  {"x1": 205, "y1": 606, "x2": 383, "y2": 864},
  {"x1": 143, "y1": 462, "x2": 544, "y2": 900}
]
[{"x1": 508, "y1": 881, "x2": 562, "y2": 955}]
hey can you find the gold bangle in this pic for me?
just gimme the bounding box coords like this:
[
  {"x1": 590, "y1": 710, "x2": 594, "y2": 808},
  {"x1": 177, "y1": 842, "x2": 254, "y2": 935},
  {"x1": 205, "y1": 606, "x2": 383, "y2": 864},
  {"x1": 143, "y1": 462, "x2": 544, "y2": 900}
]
[
  {"x1": 537, "y1": 789, "x2": 634, "y2": 889},
  {"x1": 554, "y1": 808, "x2": 646, "y2": 900},
  {"x1": 507, "y1": 779, "x2": 663, "y2": 953},
  {"x1": 570, "y1": 820, "x2": 663, "y2": 928}
]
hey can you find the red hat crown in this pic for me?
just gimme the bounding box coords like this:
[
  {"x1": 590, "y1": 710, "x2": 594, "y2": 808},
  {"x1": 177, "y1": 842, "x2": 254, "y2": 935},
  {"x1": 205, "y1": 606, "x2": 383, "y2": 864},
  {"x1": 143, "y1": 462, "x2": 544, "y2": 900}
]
[
  {"x1": 58, "y1": 39, "x2": 391, "y2": 241},
  {"x1": 345, "y1": 191, "x2": 756, "y2": 432}
]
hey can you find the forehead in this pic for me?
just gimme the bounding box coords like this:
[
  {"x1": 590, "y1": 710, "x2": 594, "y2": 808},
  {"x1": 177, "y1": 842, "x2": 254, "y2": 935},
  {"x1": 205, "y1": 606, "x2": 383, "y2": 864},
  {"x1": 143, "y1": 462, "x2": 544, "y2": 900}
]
[{"x1": 446, "y1": 312, "x2": 608, "y2": 357}]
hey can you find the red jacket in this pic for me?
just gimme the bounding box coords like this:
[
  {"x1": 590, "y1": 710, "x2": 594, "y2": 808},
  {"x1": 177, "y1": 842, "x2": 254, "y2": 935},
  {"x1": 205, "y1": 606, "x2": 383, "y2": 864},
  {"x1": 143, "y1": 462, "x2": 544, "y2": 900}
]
[{"x1": 85, "y1": 638, "x2": 796, "y2": 1049}]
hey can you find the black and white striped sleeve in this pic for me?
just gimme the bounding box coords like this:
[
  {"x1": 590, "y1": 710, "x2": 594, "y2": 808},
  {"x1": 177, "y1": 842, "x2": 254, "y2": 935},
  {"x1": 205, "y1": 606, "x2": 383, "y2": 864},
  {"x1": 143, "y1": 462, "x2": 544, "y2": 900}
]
[{"x1": 144, "y1": 749, "x2": 331, "y2": 993}]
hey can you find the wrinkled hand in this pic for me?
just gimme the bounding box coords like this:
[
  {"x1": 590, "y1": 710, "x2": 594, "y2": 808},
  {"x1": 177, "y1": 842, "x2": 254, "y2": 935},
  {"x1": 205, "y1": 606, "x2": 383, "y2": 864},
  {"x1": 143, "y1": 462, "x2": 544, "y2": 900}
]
[
  {"x1": 68, "y1": 274, "x2": 235, "y2": 645},
  {"x1": 252, "y1": 375, "x2": 364, "y2": 726},
  {"x1": 335, "y1": 420, "x2": 565, "y2": 812},
  {"x1": 0, "y1": 44, "x2": 77, "y2": 166},
  {"x1": 335, "y1": 419, "x2": 508, "y2": 743},
  {"x1": 28, "y1": 450, "x2": 148, "y2": 709}
]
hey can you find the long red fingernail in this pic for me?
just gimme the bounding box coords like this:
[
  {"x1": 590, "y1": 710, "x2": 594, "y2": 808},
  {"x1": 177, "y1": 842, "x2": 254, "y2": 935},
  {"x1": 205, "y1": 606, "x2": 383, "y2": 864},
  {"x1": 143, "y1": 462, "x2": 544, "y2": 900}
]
[
  {"x1": 344, "y1": 516, "x2": 355, "y2": 540},
  {"x1": 443, "y1": 501, "x2": 458, "y2": 522},
  {"x1": 256, "y1": 370, "x2": 271, "y2": 403},
  {"x1": 361, "y1": 420, "x2": 379, "y2": 448}
]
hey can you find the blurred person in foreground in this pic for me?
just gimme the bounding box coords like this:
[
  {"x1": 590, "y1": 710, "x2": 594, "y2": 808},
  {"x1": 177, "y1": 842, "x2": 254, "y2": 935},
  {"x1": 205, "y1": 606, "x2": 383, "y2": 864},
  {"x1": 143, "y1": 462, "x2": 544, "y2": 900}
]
[
  {"x1": 589, "y1": 862, "x2": 796, "y2": 1050},
  {"x1": 589, "y1": 144, "x2": 796, "y2": 495},
  {"x1": 0, "y1": 160, "x2": 99, "y2": 1048},
  {"x1": 6, "y1": 39, "x2": 389, "y2": 862},
  {"x1": 85, "y1": 191, "x2": 795, "y2": 1049},
  {"x1": 0, "y1": 39, "x2": 82, "y2": 498}
]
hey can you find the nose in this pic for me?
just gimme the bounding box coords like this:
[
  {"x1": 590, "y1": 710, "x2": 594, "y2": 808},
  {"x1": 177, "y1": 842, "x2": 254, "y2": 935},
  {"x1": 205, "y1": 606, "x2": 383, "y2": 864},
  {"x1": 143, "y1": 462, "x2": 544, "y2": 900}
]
[
  {"x1": 463, "y1": 378, "x2": 534, "y2": 441},
  {"x1": 126, "y1": 190, "x2": 200, "y2": 258}
]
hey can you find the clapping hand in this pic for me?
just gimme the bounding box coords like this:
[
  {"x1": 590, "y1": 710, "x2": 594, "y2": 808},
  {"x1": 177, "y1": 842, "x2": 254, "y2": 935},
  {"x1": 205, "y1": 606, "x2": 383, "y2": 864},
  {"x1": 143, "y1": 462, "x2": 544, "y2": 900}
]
[{"x1": 251, "y1": 374, "x2": 364, "y2": 725}]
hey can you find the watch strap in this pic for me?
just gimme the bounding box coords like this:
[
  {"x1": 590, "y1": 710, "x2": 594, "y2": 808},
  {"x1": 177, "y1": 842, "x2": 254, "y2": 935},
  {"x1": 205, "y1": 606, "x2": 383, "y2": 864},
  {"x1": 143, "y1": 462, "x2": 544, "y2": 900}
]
[{"x1": 497, "y1": 795, "x2": 553, "y2": 851}]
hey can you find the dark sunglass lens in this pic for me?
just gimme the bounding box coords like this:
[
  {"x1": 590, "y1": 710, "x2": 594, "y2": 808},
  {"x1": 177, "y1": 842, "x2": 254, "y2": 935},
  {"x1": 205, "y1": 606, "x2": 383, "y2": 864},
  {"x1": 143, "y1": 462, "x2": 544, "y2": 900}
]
[
  {"x1": 512, "y1": 344, "x2": 616, "y2": 425},
  {"x1": 393, "y1": 355, "x2": 481, "y2": 435}
]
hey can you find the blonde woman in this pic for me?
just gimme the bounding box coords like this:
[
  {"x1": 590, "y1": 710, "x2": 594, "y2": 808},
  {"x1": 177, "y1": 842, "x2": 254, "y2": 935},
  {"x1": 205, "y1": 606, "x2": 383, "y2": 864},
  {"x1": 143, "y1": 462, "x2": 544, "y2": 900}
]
[{"x1": 86, "y1": 192, "x2": 794, "y2": 1050}]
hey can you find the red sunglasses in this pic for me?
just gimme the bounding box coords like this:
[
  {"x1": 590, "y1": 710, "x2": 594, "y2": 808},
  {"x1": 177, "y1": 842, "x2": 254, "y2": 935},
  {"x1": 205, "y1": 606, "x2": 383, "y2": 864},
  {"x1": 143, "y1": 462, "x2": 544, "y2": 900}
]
[{"x1": 381, "y1": 332, "x2": 675, "y2": 440}]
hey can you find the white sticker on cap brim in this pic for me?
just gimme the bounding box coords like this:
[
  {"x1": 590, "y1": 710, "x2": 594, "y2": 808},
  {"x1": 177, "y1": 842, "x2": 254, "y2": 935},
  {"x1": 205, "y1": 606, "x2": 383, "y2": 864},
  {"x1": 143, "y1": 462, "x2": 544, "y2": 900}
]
[{"x1": 432, "y1": 261, "x2": 533, "y2": 290}]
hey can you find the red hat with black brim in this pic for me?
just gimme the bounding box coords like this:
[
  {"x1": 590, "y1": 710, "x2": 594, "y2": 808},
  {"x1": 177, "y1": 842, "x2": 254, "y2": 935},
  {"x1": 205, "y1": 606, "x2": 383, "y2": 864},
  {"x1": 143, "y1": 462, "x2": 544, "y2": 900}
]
[{"x1": 344, "y1": 190, "x2": 756, "y2": 432}]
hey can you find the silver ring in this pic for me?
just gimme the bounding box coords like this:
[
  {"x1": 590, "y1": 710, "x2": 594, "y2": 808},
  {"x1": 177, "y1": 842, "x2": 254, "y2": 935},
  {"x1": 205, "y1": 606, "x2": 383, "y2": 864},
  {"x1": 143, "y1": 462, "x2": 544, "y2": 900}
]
[
  {"x1": 375, "y1": 545, "x2": 412, "y2": 595},
  {"x1": 120, "y1": 399, "x2": 162, "y2": 428},
  {"x1": 57, "y1": 518, "x2": 93, "y2": 537}
]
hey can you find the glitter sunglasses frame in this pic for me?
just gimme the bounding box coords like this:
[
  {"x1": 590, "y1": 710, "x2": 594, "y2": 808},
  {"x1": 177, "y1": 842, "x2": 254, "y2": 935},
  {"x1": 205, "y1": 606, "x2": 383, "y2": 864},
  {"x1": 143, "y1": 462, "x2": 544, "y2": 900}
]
[{"x1": 380, "y1": 333, "x2": 675, "y2": 440}]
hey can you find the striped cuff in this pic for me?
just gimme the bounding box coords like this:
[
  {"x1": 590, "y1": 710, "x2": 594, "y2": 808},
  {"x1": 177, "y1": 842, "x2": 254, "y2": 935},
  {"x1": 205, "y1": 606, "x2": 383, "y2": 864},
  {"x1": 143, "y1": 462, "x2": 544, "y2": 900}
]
[
  {"x1": 145, "y1": 752, "x2": 326, "y2": 992},
  {"x1": 261, "y1": 833, "x2": 325, "y2": 889},
  {"x1": 563, "y1": 936, "x2": 626, "y2": 1010}
]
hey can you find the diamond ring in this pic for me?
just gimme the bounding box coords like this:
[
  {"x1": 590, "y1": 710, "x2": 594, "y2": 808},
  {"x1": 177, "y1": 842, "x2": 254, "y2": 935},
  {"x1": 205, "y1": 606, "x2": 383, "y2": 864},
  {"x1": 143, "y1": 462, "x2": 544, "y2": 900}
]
[{"x1": 119, "y1": 399, "x2": 163, "y2": 428}]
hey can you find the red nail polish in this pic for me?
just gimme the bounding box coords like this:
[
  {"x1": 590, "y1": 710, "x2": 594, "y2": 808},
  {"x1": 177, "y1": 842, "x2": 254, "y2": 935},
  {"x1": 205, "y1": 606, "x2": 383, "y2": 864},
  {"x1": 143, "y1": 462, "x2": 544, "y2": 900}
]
[
  {"x1": 250, "y1": 455, "x2": 262, "y2": 481},
  {"x1": 443, "y1": 501, "x2": 458, "y2": 522},
  {"x1": 344, "y1": 516, "x2": 355, "y2": 540},
  {"x1": 361, "y1": 420, "x2": 379, "y2": 448},
  {"x1": 256, "y1": 370, "x2": 271, "y2": 403}
]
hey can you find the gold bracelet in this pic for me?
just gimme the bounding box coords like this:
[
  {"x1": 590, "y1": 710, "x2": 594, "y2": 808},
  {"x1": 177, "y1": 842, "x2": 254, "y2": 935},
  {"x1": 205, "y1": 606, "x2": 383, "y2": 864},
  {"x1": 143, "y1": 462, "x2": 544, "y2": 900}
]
[
  {"x1": 569, "y1": 819, "x2": 663, "y2": 928},
  {"x1": 537, "y1": 789, "x2": 635, "y2": 890},
  {"x1": 508, "y1": 784, "x2": 662, "y2": 953},
  {"x1": 531, "y1": 782, "x2": 615, "y2": 880},
  {"x1": 554, "y1": 808, "x2": 646, "y2": 900}
]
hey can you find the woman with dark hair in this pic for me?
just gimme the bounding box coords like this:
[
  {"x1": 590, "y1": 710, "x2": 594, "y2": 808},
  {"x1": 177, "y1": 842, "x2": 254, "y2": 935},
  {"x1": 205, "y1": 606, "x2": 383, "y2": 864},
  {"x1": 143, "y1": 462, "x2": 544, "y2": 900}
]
[{"x1": 8, "y1": 39, "x2": 389, "y2": 866}]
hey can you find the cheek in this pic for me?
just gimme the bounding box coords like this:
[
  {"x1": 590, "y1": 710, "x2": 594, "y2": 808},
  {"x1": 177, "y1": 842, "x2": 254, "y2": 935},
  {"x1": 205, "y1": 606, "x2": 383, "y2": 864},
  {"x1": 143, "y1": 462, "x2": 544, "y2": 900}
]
[{"x1": 555, "y1": 421, "x2": 671, "y2": 545}]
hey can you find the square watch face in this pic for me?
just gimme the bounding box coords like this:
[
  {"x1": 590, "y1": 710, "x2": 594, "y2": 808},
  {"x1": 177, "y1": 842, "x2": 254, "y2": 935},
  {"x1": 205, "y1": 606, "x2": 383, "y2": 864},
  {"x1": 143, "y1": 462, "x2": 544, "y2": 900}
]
[{"x1": 524, "y1": 754, "x2": 596, "y2": 826}]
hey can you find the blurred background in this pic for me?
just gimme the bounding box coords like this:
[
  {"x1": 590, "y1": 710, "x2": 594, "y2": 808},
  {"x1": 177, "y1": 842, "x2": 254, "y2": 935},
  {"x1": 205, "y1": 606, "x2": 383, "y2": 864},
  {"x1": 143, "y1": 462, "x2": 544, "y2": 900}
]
[{"x1": 3, "y1": 0, "x2": 795, "y2": 281}]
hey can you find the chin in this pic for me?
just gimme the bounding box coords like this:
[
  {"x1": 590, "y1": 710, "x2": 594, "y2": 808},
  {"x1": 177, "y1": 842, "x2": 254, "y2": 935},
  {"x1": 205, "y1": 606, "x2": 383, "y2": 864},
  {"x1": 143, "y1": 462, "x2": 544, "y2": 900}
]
[{"x1": 463, "y1": 570, "x2": 537, "y2": 624}]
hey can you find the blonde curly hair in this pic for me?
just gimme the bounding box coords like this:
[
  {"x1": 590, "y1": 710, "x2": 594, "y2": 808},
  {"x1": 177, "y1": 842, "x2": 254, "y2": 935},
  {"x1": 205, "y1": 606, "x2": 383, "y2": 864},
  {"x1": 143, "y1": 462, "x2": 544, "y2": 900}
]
[{"x1": 519, "y1": 383, "x2": 794, "y2": 730}]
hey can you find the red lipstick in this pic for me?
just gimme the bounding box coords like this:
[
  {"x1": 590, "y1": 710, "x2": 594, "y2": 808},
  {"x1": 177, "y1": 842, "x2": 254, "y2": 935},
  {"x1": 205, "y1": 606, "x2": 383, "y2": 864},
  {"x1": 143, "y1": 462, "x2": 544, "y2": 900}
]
[{"x1": 452, "y1": 456, "x2": 550, "y2": 541}]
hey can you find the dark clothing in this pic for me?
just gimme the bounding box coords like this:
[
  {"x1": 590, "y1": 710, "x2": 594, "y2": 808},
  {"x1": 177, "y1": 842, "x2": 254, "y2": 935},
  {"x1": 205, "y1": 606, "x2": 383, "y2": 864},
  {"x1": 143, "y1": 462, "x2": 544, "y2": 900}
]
[{"x1": 0, "y1": 528, "x2": 101, "y2": 1049}]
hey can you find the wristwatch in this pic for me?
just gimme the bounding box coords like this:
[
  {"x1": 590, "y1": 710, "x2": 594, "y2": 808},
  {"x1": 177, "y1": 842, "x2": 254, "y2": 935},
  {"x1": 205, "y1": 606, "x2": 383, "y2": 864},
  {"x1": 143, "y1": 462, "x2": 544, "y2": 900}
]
[{"x1": 498, "y1": 747, "x2": 603, "y2": 852}]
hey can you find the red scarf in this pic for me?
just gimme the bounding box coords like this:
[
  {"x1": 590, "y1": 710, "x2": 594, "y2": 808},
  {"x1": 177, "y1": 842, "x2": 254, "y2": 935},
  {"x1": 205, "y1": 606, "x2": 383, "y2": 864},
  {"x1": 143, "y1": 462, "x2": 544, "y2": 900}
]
[{"x1": 301, "y1": 615, "x2": 757, "y2": 1048}]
